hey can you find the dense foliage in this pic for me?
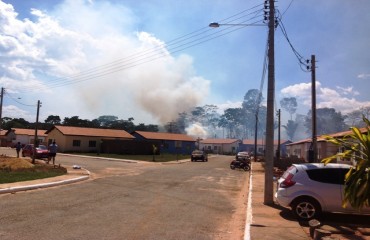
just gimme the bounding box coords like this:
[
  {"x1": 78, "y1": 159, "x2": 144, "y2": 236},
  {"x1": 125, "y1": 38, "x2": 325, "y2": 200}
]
[{"x1": 322, "y1": 116, "x2": 370, "y2": 210}]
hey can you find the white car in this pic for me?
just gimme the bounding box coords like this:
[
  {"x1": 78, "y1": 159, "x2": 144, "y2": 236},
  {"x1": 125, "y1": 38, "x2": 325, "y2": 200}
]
[{"x1": 275, "y1": 163, "x2": 370, "y2": 221}]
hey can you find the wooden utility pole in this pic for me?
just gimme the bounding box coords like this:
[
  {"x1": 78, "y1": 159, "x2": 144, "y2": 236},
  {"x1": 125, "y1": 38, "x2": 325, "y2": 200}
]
[
  {"x1": 264, "y1": 0, "x2": 275, "y2": 205},
  {"x1": 32, "y1": 100, "x2": 41, "y2": 164}
]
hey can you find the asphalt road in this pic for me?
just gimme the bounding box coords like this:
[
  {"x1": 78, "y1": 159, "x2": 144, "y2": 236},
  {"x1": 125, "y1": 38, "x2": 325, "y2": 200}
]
[{"x1": 0, "y1": 150, "x2": 249, "y2": 240}]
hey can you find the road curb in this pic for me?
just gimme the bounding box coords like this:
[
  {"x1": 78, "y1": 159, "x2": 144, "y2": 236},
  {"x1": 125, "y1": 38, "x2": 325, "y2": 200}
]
[{"x1": 0, "y1": 168, "x2": 90, "y2": 194}]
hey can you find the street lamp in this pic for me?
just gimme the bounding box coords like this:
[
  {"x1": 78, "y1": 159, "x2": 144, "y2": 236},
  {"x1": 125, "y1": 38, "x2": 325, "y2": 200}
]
[{"x1": 209, "y1": 22, "x2": 266, "y2": 28}]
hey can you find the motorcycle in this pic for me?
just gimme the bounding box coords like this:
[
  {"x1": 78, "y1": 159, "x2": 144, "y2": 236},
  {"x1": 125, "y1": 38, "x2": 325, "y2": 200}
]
[{"x1": 230, "y1": 158, "x2": 250, "y2": 171}]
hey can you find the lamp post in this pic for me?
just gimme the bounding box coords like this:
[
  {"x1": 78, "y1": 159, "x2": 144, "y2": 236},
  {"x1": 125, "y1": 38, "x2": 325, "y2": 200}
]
[{"x1": 209, "y1": 0, "x2": 275, "y2": 204}]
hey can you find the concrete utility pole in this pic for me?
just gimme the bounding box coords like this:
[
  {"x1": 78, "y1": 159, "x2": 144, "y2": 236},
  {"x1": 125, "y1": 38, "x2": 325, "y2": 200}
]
[
  {"x1": 264, "y1": 0, "x2": 275, "y2": 205},
  {"x1": 32, "y1": 100, "x2": 41, "y2": 164},
  {"x1": 0, "y1": 87, "x2": 4, "y2": 131},
  {"x1": 310, "y1": 55, "x2": 317, "y2": 162},
  {"x1": 276, "y1": 109, "x2": 281, "y2": 160}
]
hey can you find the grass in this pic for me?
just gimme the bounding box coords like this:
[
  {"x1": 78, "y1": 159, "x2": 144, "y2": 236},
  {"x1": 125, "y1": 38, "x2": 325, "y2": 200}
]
[
  {"x1": 71, "y1": 153, "x2": 191, "y2": 162},
  {"x1": 0, "y1": 156, "x2": 67, "y2": 184}
]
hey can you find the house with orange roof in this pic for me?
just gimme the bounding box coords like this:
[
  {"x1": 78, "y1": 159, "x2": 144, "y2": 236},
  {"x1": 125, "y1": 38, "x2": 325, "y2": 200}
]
[
  {"x1": 286, "y1": 127, "x2": 368, "y2": 162},
  {"x1": 46, "y1": 125, "x2": 135, "y2": 153},
  {"x1": 0, "y1": 129, "x2": 9, "y2": 147},
  {"x1": 131, "y1": 131, "x2": 196, "y2": 154},
  {"x1": 199, "y1": 138, "x2": 241, "y2": 154},
  {"x1": 241, "y1": 139, "x2": 291, "y2": 157},
  {"x1": 5, "y1": 128, "x2": 48, "y2": 147}
]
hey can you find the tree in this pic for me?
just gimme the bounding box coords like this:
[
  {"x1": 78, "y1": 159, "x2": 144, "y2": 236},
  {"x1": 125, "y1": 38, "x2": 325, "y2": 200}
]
[
  {"x1": 280, "y1": 97, "x2": 297, "y2": 120},
  {"x1": 283, "y1": 120, "x2": 298, "y2": 141},
  {"x1": 44, "y1": 115, "x2": 61, "y2": 125},
  {"x1": 242, "y1": 89, "x2": 264, "y2": 139},
  {"x1": 2, "y1": 117, "x2": 30, "y2": 129},
  {"x1": 305, "y1": 108, "x2": 348, "y2": 135},
  {"x1": 322, "y1": 116, "x2": 370, "y2": 210},
  {"x1": 219, "y1": 108, "x2": 244, "y2": 138},
  {"x1": 63, "y1": 116, "x2": 92, "y2": 127},
  {"x1": 95, "y1": 115, "x2": 119, "y2": 127}
]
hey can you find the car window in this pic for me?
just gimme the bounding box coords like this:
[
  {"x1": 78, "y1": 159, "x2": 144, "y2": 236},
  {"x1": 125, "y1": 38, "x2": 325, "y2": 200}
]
[
  {"x1": 306, "y1": 168, "x2": 349, "y2": 185},
  {"x1": 282, "y1": 166, "x2": 297, "y2": 179}
]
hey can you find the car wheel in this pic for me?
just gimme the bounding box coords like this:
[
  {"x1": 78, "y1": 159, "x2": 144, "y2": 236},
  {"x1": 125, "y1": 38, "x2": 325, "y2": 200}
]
[
  {"x1": 291, "y1": 197, "x2": 321, "y2": 221},
  {"x1": 230, "y1": 164, "x2": 236, "y2": 170}
]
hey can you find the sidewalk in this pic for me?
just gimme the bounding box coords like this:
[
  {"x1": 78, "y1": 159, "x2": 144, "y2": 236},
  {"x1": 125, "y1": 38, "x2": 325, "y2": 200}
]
[{"x1": 249, "y1": 162, "x2": 310, "y2": 240}]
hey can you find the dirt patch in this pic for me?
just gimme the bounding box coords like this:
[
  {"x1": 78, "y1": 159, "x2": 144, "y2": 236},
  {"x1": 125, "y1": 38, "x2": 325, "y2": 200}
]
[{"x1": 0, "y1": 155, "x2": 34, "y2": 170}]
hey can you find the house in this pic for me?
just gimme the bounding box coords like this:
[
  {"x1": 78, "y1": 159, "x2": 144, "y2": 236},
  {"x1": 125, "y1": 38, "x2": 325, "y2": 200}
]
[
  {"x1": 5, "y1": 128, "x2": 48, "y2": 147},
  {"x1": 286, "y1": 127, "x2": 368, "y2": 162},
  {"x1": 240, "y1": 139, "x2": 292, "y2": 157},
  {"x1": 46, "y1": 125, "x2": 135, "y2": 153},
  {"x1": 0, "y1": 130, "x2": 7, "y2": 147},
  {"x1": 199, "y1": 138, "x2": 241, "y2": 154},
  {"x1": 131, "y1": 131, "x2": 196, "y2": 155}
]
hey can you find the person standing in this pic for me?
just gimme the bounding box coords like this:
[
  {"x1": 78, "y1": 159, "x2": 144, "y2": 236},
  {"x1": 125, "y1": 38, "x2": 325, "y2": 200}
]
[
  {"x1": 15, "y1": 142, "x2": 22, "y2": 158},
  {"x1": 48, "y1": 141, "x2": 58, "y2": 165}
]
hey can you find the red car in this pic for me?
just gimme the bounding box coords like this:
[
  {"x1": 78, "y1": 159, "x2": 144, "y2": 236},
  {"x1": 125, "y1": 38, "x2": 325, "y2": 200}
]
[{"x1": 22, "y1": 144, "x2": 49, "y2": 159}]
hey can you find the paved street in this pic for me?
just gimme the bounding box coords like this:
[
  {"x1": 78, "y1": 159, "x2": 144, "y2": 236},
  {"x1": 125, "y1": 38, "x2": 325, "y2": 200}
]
[{"x1": 0, "y1": 150, "x2": 249, "y2": 240}]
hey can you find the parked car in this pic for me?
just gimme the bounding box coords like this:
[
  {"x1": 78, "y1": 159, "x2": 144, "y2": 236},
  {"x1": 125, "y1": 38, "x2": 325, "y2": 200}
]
[
  {"x1": 191, "y1": 150, "x2": 208, "y2": 162},
  {"x1": 236, "y1": 151, "x2": 250, "y2": 161},
  {"x1": 275, "y1": 163, "x2": 370, "y2": 221},
  {"x1": 22, "y1": 144, "x2": 49, "y2": 159}
]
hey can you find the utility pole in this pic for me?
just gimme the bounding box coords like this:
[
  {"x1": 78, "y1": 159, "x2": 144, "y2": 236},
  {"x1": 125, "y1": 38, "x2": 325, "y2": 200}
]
[
  {"x1": 264, "y1": 0, "x2": 275, "y2": 205},
  {"x1": 254, "y1": 113, "x2": 258, "y2": 161},
  {"x1": 310, "y1": 55, "x2": 317, "y2": 162},
  {"x1": 32, "y1": 100, "x2": 41, "y2": 164},
  {"x1": 0, "y1": 87, "x2": 4, "y2": 131},
  {"x1": 276, "y1": 109, "x2": 281, "y2": 160}
]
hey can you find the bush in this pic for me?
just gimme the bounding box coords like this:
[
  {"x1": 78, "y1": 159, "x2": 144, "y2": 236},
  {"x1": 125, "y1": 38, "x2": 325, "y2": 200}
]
[{"x1": 274, "y1": 156, "x2": 306, "y2": 171}]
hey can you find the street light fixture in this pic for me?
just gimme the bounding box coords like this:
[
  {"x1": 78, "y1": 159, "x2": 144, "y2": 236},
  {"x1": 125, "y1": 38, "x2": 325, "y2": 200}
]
[{"x1": 209, "y1": 22, "x2": 266, "y2": 28}]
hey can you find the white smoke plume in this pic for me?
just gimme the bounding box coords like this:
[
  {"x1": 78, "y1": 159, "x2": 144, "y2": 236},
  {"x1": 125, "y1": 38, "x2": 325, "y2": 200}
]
[
  {"x1": 185, "y1": 122, "x2": 208, "y2": 139},
  {"x1": 0, "y1": 0, "x2": 210, "y2": 124}
]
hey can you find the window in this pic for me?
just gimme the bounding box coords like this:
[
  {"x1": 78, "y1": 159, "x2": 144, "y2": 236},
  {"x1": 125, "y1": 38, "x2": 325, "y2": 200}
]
[
  {"x1": 73, "y1": 140, "x2": 81, "y2": 147},
  {"x1": 89, "y1": 141, "x2": 96, "y2": 148},
  {"x1": 213, "y1": 146, "x2": 218, "y2": 151},
  {"x1": 306, "y1": 168, "x2": 349, "y2": 185}
]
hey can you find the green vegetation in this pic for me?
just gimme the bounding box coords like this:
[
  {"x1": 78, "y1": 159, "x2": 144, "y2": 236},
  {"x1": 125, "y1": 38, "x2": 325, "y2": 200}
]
[
  {"x1": 72, "y1": 153, "x2": 190, "y2": 162},
  {"x1": 322, "y1": 116, "x2": 370, "y2": 210},
  {"x1": 0, "y1": 164, "x2": 67, "y2": 184}
]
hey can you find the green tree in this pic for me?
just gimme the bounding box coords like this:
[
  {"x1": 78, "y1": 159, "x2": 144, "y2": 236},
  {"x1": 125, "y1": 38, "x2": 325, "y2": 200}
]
[
  {"x1": 283, "y1": 120, "x2": 298, "y2": 141},
  {"x1": 44, "y1": 115, "x2": 61, "y2": 125},
  {"x1": 95, "y1": 115, "x2": 119, "y2": 127},
  {"x1": 305, "y1": 108, "x2": 348, "y2": 135},
  {"x1": 322, "y1": 116, "x2": 370, "y2": 210},
  {"x1": 63, "y1": 116, "x2": 92, "y2": 127},
  {"x1": 242, "y1": 89, "x2": 265, "y2": 139},
  {"x1": 2, "y1": 117, "x2": 30, "y2": 129},
  {"x1": 280, "y1": 97, "x2": 297, "y2": 120}
]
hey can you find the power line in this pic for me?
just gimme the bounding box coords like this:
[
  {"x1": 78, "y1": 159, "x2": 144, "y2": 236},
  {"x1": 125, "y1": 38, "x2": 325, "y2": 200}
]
[
  {"x1": 15, "y1": 4, "x2": 266, "y2": 93},
  {"x1": 276, "y1": 10, "x2": 310, "y2": 72}
]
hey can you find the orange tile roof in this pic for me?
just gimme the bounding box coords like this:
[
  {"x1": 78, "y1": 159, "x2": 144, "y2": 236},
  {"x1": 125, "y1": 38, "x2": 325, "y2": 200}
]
[
  {"x1": 11, "y1": 128, "x2": 48, "y2": 137},
  {"x1": 134, "y1": 131, "x2": 195, "y2": 142},
  {"x1": 48, "y1": 125, "x2": 134, "y2": 139},
  {"x1": 200, "y1": 138, "x2": 240, "y2": 144}
]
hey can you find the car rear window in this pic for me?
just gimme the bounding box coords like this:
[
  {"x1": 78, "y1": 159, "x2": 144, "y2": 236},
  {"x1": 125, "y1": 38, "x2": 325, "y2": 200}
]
[
  {"x1": 306, "y1": 168, "x2": 349, "y2": 185},
  {"x1": 282, "y1": 166, "x2": 298, "y2": 179}
]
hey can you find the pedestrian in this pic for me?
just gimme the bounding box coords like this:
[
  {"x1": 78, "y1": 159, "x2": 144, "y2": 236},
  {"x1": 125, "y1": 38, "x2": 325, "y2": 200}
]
[
  {"x1": 15, "y1": 142, "x2": 22, "y2": 158},
  {"x1": 48, "y1": 141, "x2": 58, "y2": 165}
]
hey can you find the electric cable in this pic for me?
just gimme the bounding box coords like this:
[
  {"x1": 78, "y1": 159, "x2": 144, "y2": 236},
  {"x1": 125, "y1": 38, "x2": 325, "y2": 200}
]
[{"x1": 14, "y1": 4, "x2": 266, "y2": 93}]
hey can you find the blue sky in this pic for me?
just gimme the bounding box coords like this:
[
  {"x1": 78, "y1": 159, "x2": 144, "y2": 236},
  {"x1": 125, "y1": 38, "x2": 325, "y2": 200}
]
[{"x1": 1, "y1": 0, "x2": 370, "y2": 128}]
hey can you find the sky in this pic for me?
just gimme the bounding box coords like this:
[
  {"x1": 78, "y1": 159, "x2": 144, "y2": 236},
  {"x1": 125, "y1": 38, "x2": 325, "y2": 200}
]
[{"x1": 1, "y1": 0, "x2": 370, "y2": 129}]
